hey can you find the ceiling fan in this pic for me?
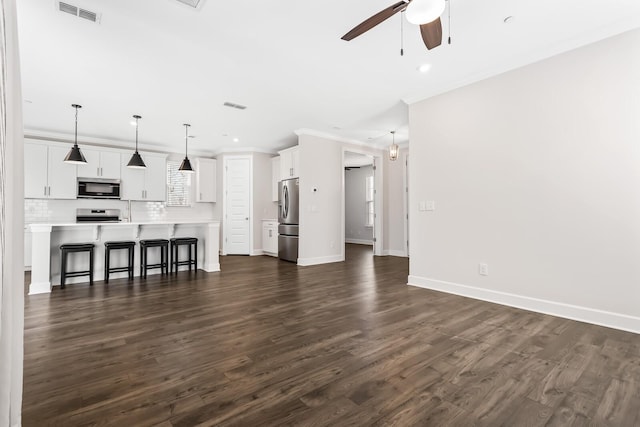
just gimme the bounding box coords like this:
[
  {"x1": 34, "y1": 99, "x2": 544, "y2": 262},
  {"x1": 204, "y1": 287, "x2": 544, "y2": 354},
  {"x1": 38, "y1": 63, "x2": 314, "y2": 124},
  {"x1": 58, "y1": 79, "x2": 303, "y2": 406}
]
[{"x1": 342, "y1": 0, "x2": 446, "y2": 50}]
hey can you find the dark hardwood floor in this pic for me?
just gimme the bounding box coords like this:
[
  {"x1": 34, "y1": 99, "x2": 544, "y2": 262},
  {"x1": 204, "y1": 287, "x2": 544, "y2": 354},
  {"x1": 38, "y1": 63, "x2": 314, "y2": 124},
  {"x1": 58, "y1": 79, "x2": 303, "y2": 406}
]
[{"x1": 23, "y1": 244, "x2": 640, "y2": 426}]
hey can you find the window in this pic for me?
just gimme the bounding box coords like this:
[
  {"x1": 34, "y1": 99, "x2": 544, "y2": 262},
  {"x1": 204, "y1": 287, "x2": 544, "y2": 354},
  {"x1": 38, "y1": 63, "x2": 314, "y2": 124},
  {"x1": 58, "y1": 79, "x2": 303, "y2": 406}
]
[
  {"x1": 166, "y1": 160, "x2": 192, "y2": 206},
  {"x1": 365, "y1": 175, "x2": 374, "y2": 227}
]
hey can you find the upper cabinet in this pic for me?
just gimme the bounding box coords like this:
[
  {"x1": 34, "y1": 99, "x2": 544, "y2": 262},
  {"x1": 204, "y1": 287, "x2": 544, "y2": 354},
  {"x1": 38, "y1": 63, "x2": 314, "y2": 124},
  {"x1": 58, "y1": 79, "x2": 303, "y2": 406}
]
[
  {"x1": 195, "y1": 158, "x2": 217, "y2": 203},
  {"x1": 76, "y1": 149, "x2": 121, "y2": 179},
  {"x1": 24, "y1": 142, "x2": 77, "y2": 199},
  {"x1": 279, "y1": 146, "x2": 299, "y2": 180},
  {"x1": 120, "y1": 153, "x2": 167, "y2": 201},
  {"x1": 271, "y1": 156, "x2": 280, "y2": 202}
]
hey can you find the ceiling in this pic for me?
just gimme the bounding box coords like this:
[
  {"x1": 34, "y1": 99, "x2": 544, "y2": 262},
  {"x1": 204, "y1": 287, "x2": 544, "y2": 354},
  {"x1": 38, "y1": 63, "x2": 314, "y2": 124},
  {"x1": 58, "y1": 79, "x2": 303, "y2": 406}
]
[
  {"x1": 16, "y1": 0, "x2": 640, "y2": 155},
  {"x1": 344, "y1": 151, "x2": 374, "y2": 168}
]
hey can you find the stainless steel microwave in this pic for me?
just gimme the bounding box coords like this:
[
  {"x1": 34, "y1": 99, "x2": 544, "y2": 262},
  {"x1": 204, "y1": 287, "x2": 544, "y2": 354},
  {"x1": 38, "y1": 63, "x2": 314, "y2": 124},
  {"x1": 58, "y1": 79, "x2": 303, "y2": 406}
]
[{"x1": 77, "y1": 178, "x2": 121, "y2": 199}]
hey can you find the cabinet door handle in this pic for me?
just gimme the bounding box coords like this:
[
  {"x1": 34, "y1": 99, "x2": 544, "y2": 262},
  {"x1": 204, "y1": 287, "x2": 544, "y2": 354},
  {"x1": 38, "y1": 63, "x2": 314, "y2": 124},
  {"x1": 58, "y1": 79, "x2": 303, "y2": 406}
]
[
  {"x1": 44, "y1": 186, "x2": 47, "y2": 196},
  {"x1": 200, "y1": 192, "x2": 202, "y2": 200},
  {"x1": 269, "y1": 229, "x2": 272, "y2": 238}
]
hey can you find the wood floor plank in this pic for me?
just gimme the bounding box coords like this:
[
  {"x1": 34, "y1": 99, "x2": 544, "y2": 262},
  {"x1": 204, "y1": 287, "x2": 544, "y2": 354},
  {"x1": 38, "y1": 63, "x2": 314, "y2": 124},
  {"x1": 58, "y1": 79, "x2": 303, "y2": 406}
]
[{"x1": 22, "y1": 244, "x2": 640, "y2": 426}]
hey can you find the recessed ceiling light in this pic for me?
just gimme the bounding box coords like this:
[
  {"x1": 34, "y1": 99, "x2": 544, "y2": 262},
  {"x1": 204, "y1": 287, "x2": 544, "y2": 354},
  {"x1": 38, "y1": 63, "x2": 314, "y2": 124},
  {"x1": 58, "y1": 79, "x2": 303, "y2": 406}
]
[
  {"x1": 503, "y1": 16, "x2": 514, "y2": 23},
  {"x1": 417, "y1": 64, "x2": 432, "y2": 73},
  {"x1": 233, "y1": 138, "x2": 239, "y2": 142}
]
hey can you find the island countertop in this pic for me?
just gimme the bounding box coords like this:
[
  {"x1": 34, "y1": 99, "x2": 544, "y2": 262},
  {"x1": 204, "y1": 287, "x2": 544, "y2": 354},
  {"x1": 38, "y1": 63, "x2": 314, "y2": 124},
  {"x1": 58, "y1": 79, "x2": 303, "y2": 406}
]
[{"x1": 28, "y1": 221, "x2": 221, "y2": 295}]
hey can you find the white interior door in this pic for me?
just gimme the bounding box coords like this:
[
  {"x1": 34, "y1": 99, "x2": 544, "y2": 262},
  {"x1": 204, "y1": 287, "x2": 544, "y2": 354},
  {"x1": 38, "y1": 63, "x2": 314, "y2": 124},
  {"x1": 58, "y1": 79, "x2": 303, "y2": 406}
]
[{"x1": 225, "y1": 157, "x2": 251, "y2": 255}]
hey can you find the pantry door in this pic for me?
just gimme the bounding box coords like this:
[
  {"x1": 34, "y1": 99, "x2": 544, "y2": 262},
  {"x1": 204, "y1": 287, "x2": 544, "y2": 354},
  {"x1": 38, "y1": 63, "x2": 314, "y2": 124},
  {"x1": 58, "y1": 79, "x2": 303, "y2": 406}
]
[{"x1": 224, "y1": 156, "x2": 252, "y2": 255}]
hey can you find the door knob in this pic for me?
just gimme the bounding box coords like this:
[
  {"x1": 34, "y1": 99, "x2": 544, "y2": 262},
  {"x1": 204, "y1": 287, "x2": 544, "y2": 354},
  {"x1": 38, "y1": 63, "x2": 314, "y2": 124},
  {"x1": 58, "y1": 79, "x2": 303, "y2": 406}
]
[{"x1": 245, "y1": 217, "x2": 249, "y2": 220}]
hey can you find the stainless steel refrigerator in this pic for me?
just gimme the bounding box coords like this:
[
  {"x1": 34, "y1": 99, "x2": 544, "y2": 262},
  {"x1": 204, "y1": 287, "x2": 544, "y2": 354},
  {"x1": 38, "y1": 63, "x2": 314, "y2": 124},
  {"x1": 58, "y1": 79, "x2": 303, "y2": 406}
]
[{"x1": 278, "y1": 178, "x2": 299, "y2": 262}]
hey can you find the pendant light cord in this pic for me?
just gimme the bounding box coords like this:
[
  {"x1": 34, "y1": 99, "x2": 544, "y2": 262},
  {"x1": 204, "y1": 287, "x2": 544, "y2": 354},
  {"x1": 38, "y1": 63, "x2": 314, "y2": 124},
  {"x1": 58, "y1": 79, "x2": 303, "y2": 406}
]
[
  {"x1": 74, "y1": 105, "x2": 79, "y2": 146},
  {"x1": 135, "y1": 117, "x2": 139, "y2": 151},
  {"x1": 400, "y1": 11, "x2": 404, "y2": 56},
  {"x1": 184, "y1": 124, "x2": 190, "y2": 157}
]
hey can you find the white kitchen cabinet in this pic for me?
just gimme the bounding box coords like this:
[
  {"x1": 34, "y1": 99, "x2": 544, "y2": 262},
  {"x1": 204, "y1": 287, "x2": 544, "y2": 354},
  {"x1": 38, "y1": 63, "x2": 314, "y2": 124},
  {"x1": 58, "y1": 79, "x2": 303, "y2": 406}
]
[
  {"x1": 279, "y1": 146, "x2": 299, "y2": 180},
  {"x1": 271, "y1": 156, "x2": 280, "y2": 202},
  {"x1": 262, "y1": 220, "x2": 278, "y2": 256},
  {"x1": 77, "y1": 149, "x2": 121, "y2": 179},
  {"x1": 120, "y1": 153, "x2": 166, "y2": 201},
  {"x1": 24, "y1": 142, "x2": 77, "y2": 199},
  {"x1": 195, "y1": 158, "x2": 217, "y2": 202}
]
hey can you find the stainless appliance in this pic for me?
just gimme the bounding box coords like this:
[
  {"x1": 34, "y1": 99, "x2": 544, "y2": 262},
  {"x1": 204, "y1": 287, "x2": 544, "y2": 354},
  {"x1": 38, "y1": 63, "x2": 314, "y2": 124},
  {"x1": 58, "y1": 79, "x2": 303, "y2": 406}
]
[
  {"x1": 77, "y1": 178, "x2": 121, "y2": 199},
  {"x1": 76, "y1": 208, "x2": 121, "y2": 223},
  {"x1": 278, "y1": 178, "x2": 299, "y2": 262}
]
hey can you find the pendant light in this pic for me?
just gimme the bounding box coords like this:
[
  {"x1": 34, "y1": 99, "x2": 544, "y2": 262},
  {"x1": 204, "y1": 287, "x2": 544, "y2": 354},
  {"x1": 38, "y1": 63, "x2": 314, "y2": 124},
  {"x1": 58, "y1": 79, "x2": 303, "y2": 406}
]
[
  {"x1": 389, "y1": 131, "x2": 399, "y2": 161},
  {"x1": 63, "y1": 104, "x2": 87, "y2": 164},
  {"x1": 179, "y1": 123, "x2": 194, "y2": 173},
  {"x1": 127, "y1": 115, "x2": 146, "y2": 169}
]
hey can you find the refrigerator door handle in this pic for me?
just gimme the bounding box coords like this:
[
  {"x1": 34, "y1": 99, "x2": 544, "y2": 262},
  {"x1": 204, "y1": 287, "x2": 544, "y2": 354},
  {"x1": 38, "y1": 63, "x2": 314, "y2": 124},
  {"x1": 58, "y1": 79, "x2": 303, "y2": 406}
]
[{"x1": 283, "y1": 185, "x2": 289, "y2": 219}]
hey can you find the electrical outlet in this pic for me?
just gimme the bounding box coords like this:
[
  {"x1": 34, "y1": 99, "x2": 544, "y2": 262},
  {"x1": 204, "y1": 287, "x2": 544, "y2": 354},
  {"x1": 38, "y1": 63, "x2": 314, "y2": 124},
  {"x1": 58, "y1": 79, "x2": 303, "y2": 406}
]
[{"x1": 479, "y1": 263, "x2": 489, "y2": 276}]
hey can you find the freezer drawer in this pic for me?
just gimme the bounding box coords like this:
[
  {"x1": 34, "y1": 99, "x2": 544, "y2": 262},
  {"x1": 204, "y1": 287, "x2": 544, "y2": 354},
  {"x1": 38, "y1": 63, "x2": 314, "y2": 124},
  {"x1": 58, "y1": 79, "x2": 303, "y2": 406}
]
[
  {"x1": 278, "y1": 224, "x2": 299, "y2": 236},
  {"x1": 278, "y1": 235, "x2": 298, "y2": 263}
]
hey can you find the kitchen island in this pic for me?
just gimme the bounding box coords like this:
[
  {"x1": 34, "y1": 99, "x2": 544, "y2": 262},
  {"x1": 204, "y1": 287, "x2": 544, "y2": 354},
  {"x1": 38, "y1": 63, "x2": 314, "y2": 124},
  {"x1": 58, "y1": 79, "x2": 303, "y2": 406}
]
[{"x1": 28, "y1": 221, "x2": 220, "y2": 295}]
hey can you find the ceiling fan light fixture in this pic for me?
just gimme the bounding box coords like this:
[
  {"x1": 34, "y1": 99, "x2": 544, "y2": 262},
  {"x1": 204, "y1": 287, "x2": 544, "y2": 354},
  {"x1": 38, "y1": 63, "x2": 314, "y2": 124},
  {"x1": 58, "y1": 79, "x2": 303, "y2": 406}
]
[{"x1": 405, "y1": 0, "x2": 446, "y2": 25}]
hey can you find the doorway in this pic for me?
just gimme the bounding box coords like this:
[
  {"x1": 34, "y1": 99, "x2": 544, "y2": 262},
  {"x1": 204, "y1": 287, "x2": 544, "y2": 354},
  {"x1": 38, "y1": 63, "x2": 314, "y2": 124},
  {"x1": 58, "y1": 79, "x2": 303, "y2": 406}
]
[
  {"x1": 223, "y1": 155, "x2": 252, "y2": 255},
  {"x1": 342, "y1": 150, "x2": 383, "y2": 258}
]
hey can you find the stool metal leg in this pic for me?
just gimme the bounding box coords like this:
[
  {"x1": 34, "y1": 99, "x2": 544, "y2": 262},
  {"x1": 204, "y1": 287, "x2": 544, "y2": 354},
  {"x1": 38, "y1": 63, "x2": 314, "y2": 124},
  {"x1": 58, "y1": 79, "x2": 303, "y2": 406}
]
[
  {"x1": 194, "y1": 242, "x2": 198, "y2": 272},
  {"x1": 60, "y1": 250, "x2": 67, "y2": 289},
  {"x1": 105, "y1": 248, "x2": 110, "y2": 284},
  {"x1": 89, "y1": 248, "x2": 94, "y2": 286}
]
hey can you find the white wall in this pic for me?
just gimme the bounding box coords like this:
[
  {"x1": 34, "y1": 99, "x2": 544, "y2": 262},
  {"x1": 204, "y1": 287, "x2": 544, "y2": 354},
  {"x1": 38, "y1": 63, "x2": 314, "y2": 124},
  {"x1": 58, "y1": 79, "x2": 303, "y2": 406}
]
[
  {"x1": 1, "y1": 0, "x2": 25, "y2": 424},
  {"x1": 345, "y1": 165, "x2": 373, "y2": 244},
  {"x1": 383, "y1": 147, "x2": 408, "y2": 256},
  {"x1": 408, "y1": 28, "x2": 640, "y2": 333},
  {"x1": 298, "y1": 134, "x2": 344, "y2": 265}
]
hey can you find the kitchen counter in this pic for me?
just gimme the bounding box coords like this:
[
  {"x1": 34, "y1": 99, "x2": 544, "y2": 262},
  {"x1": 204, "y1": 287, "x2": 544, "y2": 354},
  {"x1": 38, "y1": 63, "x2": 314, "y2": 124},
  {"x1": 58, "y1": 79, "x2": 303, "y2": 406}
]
[{"x1": 28, "y1": 220, "x2": 221, "y2": 295}]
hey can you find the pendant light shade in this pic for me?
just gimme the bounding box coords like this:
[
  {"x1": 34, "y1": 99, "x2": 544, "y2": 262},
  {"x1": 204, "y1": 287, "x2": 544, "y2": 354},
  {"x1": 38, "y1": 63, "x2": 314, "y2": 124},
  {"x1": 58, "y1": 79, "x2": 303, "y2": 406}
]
[
  {"x1": 64, "y1": 104, "x2": 87, "y2": 164},
  {"x1": 127, "y1": 115, "x2": 146, "y2": 169},
  {"x1": 179, "y1": 123, "x2": 194, "y2": 173},
  {"x1": 389, "y1": 131, "x2": 399, "y2": 161}
]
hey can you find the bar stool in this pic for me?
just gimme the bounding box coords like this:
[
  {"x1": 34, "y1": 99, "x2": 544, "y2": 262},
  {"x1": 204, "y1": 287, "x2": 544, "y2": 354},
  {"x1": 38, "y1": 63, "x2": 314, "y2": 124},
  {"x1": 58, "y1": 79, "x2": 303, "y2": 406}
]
[
  {"x1": 139, "y1": 239, "x2": 169, "y2": 278},
  {"x1": 170, "y1": 237, "x2": 198, "y2": 273},
  {"x1": 60, "y1": 243, "x2": 95, "y2": 289},
  {"x1": 104, "y1": 241, "x2": 136, "y2": 283}
]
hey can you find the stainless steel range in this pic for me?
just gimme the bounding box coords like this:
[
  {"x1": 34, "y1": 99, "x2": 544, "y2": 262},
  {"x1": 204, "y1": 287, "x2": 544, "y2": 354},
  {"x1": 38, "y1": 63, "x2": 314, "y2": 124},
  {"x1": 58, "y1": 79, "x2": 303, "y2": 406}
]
[{"x1": 76, "y1": 209, "x2": 121, "y2": 223}]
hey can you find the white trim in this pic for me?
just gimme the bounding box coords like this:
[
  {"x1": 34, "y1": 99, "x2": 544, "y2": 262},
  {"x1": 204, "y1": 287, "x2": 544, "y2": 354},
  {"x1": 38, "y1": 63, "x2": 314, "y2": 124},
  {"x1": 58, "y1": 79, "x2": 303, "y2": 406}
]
[
  {"x1": 250, "y1": 249, "x2": 263, "y2": 256},
  {"x1": 202, "y1": 263, "x2": 220, "y2": 272},
  {"x1": 345, "y1": 238, "x2": 373, "y2": 245},
  {"x1": 408, "y1": 275, "x2": 640, "y2": 334},
  {"x1": 28, "y1": 281, "x2": 52, "y2": 295},
  {"x1": 403, "y1": 151, "x2": 409, "y2": 258},
  {"x1": 297, "y1": 254, "x2": 344, "y2": 266},
  {"x1": 295, "y1": 128, "x2": 369, "y2": 147},
  {"x1": 382, "y1": 249, "x2": 407, "y2": 257}
]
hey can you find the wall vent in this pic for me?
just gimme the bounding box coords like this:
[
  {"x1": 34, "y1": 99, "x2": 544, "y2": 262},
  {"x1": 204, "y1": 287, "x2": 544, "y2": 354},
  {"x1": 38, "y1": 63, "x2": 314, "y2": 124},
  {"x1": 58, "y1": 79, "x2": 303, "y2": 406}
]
[
  {"x1": 57, "y1": 1, "x2": 100, "y2": 23},
  {"x1": 223, "y1": 102, "x2": 247, "y2": 110},
  {"x1": 175, "y1": 0, "x2": 202, "y2": 8}
]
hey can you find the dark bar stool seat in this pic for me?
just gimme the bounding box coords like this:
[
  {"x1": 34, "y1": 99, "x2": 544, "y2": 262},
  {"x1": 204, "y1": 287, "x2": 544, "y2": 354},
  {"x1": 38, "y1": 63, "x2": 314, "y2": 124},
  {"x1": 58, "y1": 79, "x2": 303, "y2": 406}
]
[
  {"x1": 170, "y1": 237, "x2": 198, "y2": 273},
  {"x1": 60, "y1": 243, "x2": 95, "y2": 289},
  {"x1": 139, "y1": 239, "x2": 169, "y2": 278},
  {"x1": 104, "y1": 241, "x2": 136, "y2": 283}
]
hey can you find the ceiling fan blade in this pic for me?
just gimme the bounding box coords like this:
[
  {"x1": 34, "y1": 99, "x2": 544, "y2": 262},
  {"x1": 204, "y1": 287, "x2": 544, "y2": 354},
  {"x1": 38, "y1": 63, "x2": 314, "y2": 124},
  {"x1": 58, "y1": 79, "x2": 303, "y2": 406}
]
[
  {"x1": 419, "y1": 17, "x2": 442, "y2": 49},
  {"x1": 341, "y1": 1, "x2": 409, "y2": 41}
]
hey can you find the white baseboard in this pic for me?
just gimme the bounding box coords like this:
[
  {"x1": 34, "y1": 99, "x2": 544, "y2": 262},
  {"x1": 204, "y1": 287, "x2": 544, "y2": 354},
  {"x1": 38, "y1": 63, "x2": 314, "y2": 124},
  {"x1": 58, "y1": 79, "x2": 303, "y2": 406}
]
[
  {"x1": 203, "y1": 263, "x2": 221, "y2": 272},
  {"x1": 382, "y1": 249, "x2": 407, "y2": 257},
  {"x1": 250, "y1": 249, "x2": 263, "y2": 256},
  {"x1": 28, "y1": 281, "x2": 52, "y2": 295},
  {"x1": 297, "y1": 254, "x2": 344, "y2": 266},
  {"x1": 345, "y1": 238, "x2": 373, "y2": 245},
  {"x1": 408, "y1": 275, "x2": 640, "y2": 334}
]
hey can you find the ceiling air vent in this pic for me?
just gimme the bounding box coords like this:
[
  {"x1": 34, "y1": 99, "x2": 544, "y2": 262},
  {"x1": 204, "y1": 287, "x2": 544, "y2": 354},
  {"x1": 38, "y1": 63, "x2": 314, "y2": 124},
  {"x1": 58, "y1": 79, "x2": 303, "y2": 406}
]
[
  {"x1": 57, "y1": 2, "x2": 100, "y2": 23},
  {"x1": 175, "y1": 0, "x2": 203, "y2": 8},
  {"x1": 223, "y1": 102, "x2": 247, "y2": 110}
]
